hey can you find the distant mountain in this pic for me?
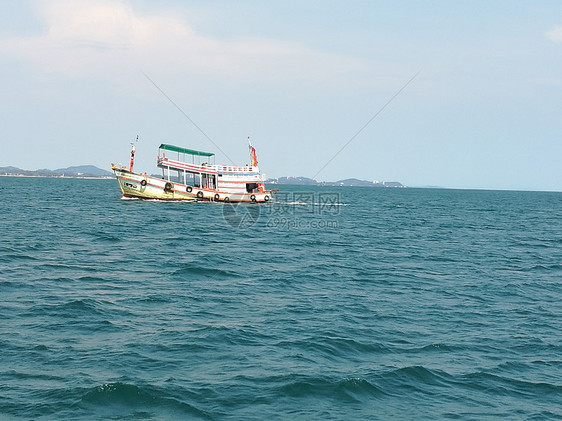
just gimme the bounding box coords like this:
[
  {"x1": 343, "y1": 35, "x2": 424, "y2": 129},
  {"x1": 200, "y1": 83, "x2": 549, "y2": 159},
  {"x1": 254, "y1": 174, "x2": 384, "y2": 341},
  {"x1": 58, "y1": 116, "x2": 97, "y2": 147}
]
[
  {"x1": 0, "y1": 165, "x2": 112, "y2": 178},
  {"x1": 53, "y1": 165, "x2": 112, "y2": 177},
  {"x1": 0, "y1": 166, "x2": 51, "y2": 177},
  {"x1": 1, "y1": 166, "x2": 22, "y2": 173},
  {"x1": 267, "y1": 176, "x2": 405, "y2": 188},
  {"x1": 331, "y1": 178, "x2": 376, "y2": 187},
  {"x1": 271, "y1": 176, "x2": 319, "y2": 185}
]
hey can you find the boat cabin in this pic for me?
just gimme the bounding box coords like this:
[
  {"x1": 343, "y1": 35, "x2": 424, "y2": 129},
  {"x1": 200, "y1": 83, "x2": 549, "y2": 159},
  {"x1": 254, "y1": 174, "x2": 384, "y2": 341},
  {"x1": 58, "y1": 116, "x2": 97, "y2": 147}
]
[{"x1": 157, "y1": 144, "x2": 265, "y2": 194}]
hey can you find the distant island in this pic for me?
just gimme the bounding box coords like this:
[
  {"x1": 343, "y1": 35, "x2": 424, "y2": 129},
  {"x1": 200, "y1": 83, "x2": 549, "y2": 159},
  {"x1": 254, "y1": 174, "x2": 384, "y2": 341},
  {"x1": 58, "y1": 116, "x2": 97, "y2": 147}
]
[
  {"x1": 0, "y1": 165, "x2": 113, "y2": 178},
  {"x1": 267, "y1": 176, "x2": 405, "y2": 188}
]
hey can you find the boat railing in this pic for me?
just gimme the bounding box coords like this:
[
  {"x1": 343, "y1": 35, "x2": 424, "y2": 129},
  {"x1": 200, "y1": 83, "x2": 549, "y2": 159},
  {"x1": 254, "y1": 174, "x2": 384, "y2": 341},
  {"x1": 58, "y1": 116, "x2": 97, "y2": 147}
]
[
  {"x1": 158, "y1": 156, "x2": 259, "y2": 175},
  {"x1": 158, "y1": 157, "x2": 202, "y2": 168},
  {"x1": 216, "y1": 165, "x2": 256, "y2": 172}
]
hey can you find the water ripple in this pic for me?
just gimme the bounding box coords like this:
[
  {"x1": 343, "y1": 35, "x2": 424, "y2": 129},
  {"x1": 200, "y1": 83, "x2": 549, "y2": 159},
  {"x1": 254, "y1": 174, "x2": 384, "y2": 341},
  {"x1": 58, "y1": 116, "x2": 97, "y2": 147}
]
[{"x1": 1, "y1": 180, "x2": 561, "y2": 419}]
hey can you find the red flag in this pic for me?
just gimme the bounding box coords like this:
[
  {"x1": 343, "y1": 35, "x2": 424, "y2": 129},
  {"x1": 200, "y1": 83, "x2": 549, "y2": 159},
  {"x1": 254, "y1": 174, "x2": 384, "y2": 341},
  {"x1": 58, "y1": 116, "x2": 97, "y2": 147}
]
[
  {"x1": 250, "y1": 146, "x2": 258, "y2": 166},
  {"x1": 248, "y1": 138, "x2": 258, "y2": 166}
]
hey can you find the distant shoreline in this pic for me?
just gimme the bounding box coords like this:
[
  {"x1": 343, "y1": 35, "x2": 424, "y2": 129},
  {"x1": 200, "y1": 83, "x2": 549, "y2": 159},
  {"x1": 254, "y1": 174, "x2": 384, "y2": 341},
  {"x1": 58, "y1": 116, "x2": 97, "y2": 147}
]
[
  {"x1": 0, "y1": 164, "x2": 113, "y2": 179},
  {"x1": 0, "y1": 174, "x2": 112, "y2": 180},
  {"x1": 267, "y1": 176, "x2": 405, "y2": 188}
]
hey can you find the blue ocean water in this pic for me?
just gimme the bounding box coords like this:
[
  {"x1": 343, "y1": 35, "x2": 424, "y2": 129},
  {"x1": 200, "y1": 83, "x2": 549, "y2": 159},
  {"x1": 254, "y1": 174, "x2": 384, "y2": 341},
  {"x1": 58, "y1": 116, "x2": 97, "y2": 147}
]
[{"x1": 0, "y1": 177, "x2": 561, "y2": 420}]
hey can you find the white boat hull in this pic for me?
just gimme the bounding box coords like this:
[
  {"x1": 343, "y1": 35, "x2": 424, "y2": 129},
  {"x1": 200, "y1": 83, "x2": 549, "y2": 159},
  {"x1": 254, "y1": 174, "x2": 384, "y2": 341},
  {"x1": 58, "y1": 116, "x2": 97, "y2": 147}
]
[{"x1": 112, "y1": 167, "x2": 273, "y2": 203}]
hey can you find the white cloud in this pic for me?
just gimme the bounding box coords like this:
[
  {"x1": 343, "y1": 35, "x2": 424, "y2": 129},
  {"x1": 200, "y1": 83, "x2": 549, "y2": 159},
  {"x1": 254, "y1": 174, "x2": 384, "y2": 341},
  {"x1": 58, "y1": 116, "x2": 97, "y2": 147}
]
[
  {"x1": 546, "y1": 26, "x2": 562, "y2": 43},
  {"x1": 0, "y1": 0, "x2": 368, "y2": 85}
]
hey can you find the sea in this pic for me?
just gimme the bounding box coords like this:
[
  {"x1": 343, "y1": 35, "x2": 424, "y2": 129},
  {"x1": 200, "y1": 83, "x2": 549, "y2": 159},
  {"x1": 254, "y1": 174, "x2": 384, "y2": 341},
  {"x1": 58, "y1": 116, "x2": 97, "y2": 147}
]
[{"x1": 0, "y1": 177, "x2": 561, "y2": 420}]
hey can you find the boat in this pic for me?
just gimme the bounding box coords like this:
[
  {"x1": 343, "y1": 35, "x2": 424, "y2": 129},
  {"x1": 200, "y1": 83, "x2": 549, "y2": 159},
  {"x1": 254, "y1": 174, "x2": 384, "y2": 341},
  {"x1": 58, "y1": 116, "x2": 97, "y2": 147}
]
[{"x1": 111, "y1": 139, "x2": 275, "y2": 203}]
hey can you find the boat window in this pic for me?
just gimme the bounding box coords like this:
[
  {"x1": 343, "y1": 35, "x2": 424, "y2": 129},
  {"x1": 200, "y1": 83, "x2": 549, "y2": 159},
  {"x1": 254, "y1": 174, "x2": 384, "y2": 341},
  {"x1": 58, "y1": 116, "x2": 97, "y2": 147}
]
[{"x1": 246, "y1": 182, "x2": 258, "y2": 193}]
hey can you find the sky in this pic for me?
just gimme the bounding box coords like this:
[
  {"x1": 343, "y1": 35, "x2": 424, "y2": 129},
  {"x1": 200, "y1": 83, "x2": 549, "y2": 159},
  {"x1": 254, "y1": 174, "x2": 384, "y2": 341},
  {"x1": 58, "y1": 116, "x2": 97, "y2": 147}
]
[{"x1": 1, "y1": 0, "x2": 561, "y2": 191}]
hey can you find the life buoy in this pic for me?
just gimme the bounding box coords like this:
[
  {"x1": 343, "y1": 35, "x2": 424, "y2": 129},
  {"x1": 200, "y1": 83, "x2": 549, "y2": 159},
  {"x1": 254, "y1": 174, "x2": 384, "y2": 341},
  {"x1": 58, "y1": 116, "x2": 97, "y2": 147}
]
[
  {"x1": 264, "y1": 195, "x2": 270, "y2": 202},
  {"x1": 140, "y1": 179, "x2": 147, "y2": 187},
  {"x1": 186, "y1": 186, "x2": 192, "y2": 193},
  {"x1": 250, "y1": 194, "x2": 256, "y2": 202},
  {"x1": 197, "y1": 191, "x2": 204, "y2": 199},
  {"x1": 164, "y1": 182, "x2": 173, "y2": 191},
  {"x1": 214, "y1": 193, "x2": 220, "y2": 201}
]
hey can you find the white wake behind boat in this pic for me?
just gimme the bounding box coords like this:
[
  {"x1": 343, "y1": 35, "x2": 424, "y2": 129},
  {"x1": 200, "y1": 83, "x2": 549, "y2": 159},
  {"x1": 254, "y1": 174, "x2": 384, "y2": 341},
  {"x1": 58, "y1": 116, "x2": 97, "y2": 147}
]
[{"x1": 111, "y1": 140, "x2": 275, "y2": 203}]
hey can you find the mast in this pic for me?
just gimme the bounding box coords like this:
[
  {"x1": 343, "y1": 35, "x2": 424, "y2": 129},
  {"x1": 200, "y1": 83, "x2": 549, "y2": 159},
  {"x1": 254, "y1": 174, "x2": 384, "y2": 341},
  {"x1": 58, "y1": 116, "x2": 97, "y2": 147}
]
[{"x1": 129, "y1": 135, "x2": 138, "y2": 172}]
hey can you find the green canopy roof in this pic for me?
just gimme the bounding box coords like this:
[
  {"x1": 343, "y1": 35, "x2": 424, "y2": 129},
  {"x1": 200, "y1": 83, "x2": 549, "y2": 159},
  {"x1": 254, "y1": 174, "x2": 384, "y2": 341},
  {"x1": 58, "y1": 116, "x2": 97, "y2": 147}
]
[{"x1": 159, "y1": 144, "x2": 214, "y2": 157}]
